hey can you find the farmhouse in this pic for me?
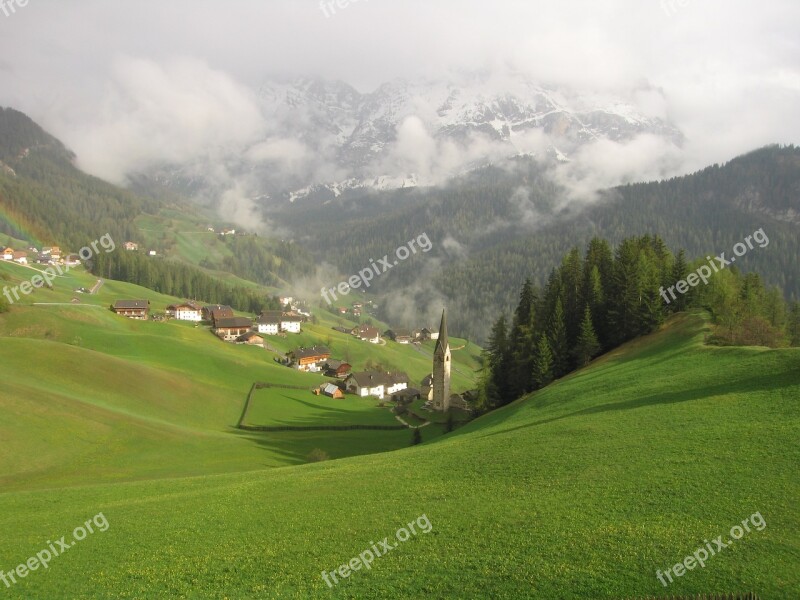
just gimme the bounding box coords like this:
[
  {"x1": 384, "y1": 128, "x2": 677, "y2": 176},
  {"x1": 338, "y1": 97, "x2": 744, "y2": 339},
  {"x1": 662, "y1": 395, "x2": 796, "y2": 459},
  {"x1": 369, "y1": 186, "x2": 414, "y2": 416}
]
[
  {"x1": 112, "y1": 299, "x2": 150, "y2": 320},
  {"x1": 345, "y1": 371, "x2": 409, "y2": 400},
  {"x1": 124, "y1": 242, "x2": 139, "y2": 251},
  {"x1": 213, "y1": 317, "x2": 254, "y2": 342},
  {"x1": 12, "y1": 251, "x2": 27, "y2": 265},
  {"x1": 353, "y1": 324, "x2": 381, "y2": 344},
  {"x1": 1, "y1": 247, "x2": 13, "y2": 261},
  {"x1": 385, "y1": 328, "x2": 413, "y2": 344},
  {"x1": 256, "y1": 312, "x2": 281, "y2": 335},
  {"x1": 281, "y1": 314, "x2": 302, "y2": 333},
  {"x1": 202, "y1": 304, "x2": 234, "y2": 324},
  {"x1": 166, "y1": 301, "x2": 203, "y2": 322},
  {"x1": 288, "y1": 346, "x2": 331, "y2": 372},
  {"x1": 257, "y1": 311, "x2": 303, "y2": 334},
  {"x1": 236, "y1": 331, "x2": 264, "y2": 346},
  {"x1": 323, "y1": 359, "x2": 352, "y2": 378}
]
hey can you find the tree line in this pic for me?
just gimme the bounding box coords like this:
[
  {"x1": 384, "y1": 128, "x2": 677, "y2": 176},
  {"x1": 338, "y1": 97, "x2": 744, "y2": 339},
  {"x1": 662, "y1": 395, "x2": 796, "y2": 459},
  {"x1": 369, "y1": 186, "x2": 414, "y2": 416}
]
[
  {"x1": 477, "y1": 235, "x2": 800, "y2": 412},
  {"x1": 91, "y1": 250, "x2": 280, "y2": 315}
]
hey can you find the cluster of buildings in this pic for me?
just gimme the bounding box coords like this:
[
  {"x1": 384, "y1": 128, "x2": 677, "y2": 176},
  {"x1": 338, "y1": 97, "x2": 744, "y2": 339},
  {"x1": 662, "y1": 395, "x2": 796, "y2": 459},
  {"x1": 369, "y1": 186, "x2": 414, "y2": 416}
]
[
  {"x1": 110, "y1": 299, "x2": 307, "y2": 344},
  {"x1": 108, "y1": 292, "x2": 464, "y2": 413},
  {"x1": 2, "y1": 245, "x2": 78, "y2": 267}
]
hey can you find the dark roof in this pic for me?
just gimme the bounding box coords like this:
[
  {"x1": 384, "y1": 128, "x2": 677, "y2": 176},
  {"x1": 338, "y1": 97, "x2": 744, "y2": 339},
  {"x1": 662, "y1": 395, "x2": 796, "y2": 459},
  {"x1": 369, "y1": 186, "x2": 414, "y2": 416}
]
[
  {"x1": 236, "y1": 332, "x2": 263, "y2": 342},
  {"x1": 214, "y1": 317, "x2": 253, "y2": 329},
  {"x1": 291, "y1": 346, "x2": 331, "y2": 360},
  {"x1": 355, "y1": 325, "x2": 381, "y2": 338},
  {"x1": 114, "y1": 300, "x2": 149, "y2": 310},
  {"x1": 168, "y1": 301, "x2": 202, "y2": 310},
  {"x1": 348, "y1": 371, "x2": 409, "y2": 388},
  {"x1": 257, "y1": 313, "x2": 281, "y2": 325},
  {"x1": 281, "y1": 315, "x2": 303, "y2": 322},
  {"x1": 204, "y1": 304, "x2": 233, "y2": 313},
  {"x1": 434, "y1": 309, "x2": 449, "y2": 354},
  {"x1": 421, "y1": 374, "x2": 434, "y2": 387}
]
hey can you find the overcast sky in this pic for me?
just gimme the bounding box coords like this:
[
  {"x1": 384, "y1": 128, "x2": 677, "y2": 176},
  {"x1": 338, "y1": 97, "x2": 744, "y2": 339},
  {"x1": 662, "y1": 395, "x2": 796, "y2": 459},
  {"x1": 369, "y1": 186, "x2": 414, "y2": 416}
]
[{"x1": 1, "y1": 0, "x2": 799, "y2": 184}]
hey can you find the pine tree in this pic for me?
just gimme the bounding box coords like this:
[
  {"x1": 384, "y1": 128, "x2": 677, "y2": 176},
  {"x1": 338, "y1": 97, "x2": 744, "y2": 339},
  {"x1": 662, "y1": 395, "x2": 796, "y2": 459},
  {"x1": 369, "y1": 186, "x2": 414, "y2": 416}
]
[
  {"x1": 671, "y1": 249, "x2": 690, "y2": 312},
  {"x1": 532, "y1": 334, "x2": 554, "y2": 389},
  {"x1": 508, "y1": 279, "x2": 537, "y2": 397},
  {"x1": 548, "y1": 297, "x2": 569, "y2": 378},
  {"x1": 486, "y1": 315, "x2": 511, "y2": 404},
  {"x1": 572, "y1": 306, "x2": 601, "y2": 367}
]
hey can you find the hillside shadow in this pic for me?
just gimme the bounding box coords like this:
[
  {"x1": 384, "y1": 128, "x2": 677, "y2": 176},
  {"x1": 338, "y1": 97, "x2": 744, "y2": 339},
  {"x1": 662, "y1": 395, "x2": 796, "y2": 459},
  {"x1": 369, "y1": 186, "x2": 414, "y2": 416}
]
[{"x1": 482, "y1": 371, "x2": 797, "y2": 440}]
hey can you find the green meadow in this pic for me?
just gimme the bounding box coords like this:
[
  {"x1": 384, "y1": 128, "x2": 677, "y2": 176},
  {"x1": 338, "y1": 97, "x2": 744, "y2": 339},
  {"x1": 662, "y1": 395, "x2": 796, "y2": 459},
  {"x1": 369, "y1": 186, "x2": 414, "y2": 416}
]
[
  {"x1": 0, "y1": 301, "x2": 797, "y2": 598},
  {"x1": 0, "y1": 260, "x2": 478, "y2": 495}
]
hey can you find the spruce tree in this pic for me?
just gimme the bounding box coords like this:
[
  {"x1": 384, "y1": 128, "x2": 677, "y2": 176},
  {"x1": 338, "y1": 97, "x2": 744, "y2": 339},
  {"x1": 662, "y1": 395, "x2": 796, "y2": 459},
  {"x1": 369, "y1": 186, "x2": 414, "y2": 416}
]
[
  {"x1": 532, "y1": 334, "x2": 554, "y2": 389},
  {"x1": 548, "y1": 297, "x2": 569, "y2": 378},
  {"x1": 573, "y1": 306, "x2": 601, "y2": 367}
]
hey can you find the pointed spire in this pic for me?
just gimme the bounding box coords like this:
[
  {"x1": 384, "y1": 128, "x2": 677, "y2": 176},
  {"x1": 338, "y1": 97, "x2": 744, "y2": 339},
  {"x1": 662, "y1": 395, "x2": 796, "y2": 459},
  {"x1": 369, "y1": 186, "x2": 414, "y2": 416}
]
[{"x1": 434, "y1": 308, "x2": 448, "y2": 354}]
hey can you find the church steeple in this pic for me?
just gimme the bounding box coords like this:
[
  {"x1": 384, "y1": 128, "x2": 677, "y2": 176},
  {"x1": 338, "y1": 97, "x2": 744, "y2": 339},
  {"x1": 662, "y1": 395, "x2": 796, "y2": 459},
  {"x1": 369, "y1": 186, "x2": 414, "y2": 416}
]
[
  {"x1": 434, "y1": 308, "x2": 448, "y2": 356},
  {"x1": 432, "y1": 308, "x2": 451, "y2": 412}
]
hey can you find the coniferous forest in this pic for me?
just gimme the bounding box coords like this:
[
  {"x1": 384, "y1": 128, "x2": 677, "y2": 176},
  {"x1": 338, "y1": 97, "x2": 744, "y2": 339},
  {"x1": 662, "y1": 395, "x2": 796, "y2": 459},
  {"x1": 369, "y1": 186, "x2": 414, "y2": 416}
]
[{"x1": 477, "y1": 235, "x2": 800, "y2": 412}]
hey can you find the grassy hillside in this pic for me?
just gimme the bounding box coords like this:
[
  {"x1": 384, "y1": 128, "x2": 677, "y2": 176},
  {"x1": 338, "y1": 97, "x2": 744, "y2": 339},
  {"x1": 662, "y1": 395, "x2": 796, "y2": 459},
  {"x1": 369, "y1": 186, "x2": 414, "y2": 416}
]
[
  {"x1": 0, "y1": 262, "x2": 480, "y2": 493},
  {"x1": 0, "y1": 312, "x2": 796, "y2": 598}
]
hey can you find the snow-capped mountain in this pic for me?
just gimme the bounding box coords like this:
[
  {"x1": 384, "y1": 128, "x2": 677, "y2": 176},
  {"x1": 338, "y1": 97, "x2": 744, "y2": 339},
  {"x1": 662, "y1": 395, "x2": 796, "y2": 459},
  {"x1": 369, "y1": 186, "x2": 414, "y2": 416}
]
[
  {"x1": 143, "y1": 72, "x2": 684, "y2": 205},
  {"x1": 254, "y1": 72, "x2": 682, "y2": 201}
]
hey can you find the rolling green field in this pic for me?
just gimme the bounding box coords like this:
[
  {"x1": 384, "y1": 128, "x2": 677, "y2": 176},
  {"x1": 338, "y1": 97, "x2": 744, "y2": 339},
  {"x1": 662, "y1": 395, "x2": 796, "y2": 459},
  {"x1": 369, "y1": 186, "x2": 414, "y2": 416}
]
[
  {"x1": 0, "y1": 260, "x2": 479, "y2": 495},
  {"x1": 0, "y1": 310, "x2": 797, "y2": 598},
  {"x1": 244, "y1": 387, "x2": 402, "y2": 428}
]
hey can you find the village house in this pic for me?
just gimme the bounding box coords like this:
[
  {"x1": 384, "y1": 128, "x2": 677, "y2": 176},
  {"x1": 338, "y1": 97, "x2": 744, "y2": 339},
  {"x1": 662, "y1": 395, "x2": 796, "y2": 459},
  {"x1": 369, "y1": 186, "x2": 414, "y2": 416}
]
[
  {"x1": 256, "y1": 312, "x2": 281, "y2": 335},
  {"x1": 317, "y1": 383, "x2": 344, "y2": 399},
  {"x1": 279, "y1": 296, "x2": 294, "y2": 307},
  {"x1": 1, "y1": 248, "x2": 13, "y2": 261},
  {"x1": 345, "y1": 371, "x2": 409, "y2": 400},
  {"x1": 12, "y1": 251, "x2": 27, "y2": 265},
  {"x1": 385, "y1": 328, "x2": 413, "y2": 344},
  {"x1": 124, "y1": 242, "x2": 139, "y2": 251},
  {"x1": 40, "y1": 247, "x2": 61, "y2": 261},
  {"x1": 202, "y1": 305, "x2": 234, "y2": 324},
  {"x1": 280, "y1": 314, "x2": 303, "y2": 334},
  {"x1": 256, "y1": 311, "x2": 303, "y2": 335},
  {"x1": 64, "y1": 254, "x2": 81, "y2": 267},
  {"x1": 417, "y1": 327, "x2": 440, "y2": 341},
  {"x1": 353, "y1": 324, "x2": 381, "y2": 344},
  {"x1": 287, "y1": 346, "x2": 331, "y2": 372},
  {"x1": 166, "y1": 301, "x2": 203, "y2": 322},
  {"x1": 213, "y1": 317, "x2": 254, "y2": 342},
  {"x1": 323, "y1": 359, "x2": 352, "y2": 378},
  {"x1": 236, "y1": 331, "x2": 264, "y2": 346},
  {"x1": 112, "y1": 299, "x2": 150, "y2": 320}
]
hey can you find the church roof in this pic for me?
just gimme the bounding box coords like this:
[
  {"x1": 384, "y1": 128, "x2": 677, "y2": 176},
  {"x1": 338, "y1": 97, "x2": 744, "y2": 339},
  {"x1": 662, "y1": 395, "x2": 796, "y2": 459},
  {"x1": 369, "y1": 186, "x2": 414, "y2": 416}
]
[{"x1": 434, "y1": 309, "x2": 449, "y2": 354}]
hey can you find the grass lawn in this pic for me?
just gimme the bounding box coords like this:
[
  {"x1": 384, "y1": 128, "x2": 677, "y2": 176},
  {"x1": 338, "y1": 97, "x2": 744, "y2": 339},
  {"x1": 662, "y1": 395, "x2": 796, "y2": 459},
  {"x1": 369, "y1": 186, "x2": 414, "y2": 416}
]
[
  {"x1": 0, "y1": 312, "x2": 796, "y2": 598},
  {"x1": 243, "y1": 387, "x2": 400, "y2": 428}
]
